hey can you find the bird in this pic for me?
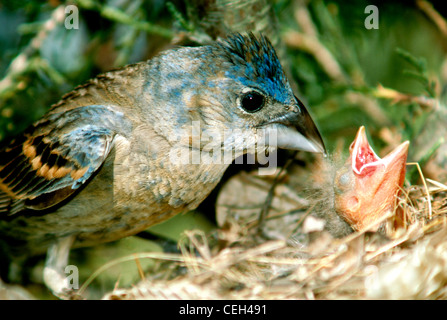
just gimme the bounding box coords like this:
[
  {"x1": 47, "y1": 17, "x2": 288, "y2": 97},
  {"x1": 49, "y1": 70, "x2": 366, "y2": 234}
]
[
  {"x1": 0, "y1": 33, "x2": 325, "y2": 297},
  {"x1": 313, "y1": 126, "x2": 409, "y2": 238}
]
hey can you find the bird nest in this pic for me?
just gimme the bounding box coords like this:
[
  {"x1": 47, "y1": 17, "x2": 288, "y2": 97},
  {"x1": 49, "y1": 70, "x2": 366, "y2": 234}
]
[{"x1": 100, "y1": 158, "x2": 447, "y2": 300}]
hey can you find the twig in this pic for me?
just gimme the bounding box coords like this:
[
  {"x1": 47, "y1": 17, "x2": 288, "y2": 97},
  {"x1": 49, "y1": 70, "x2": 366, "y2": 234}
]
[
  {"x1": 294, "y1": 2, "x2": 318, "y2": 38},
  {"x1": 78, "y1": 252, "x2": 187, "y2": 296},
  {"x1": 134, "y1": 255, "x2": 146, "y2": 282},
  {"x1": 407, "y1": 162, "x2": 433, "y2": 219},
  {"x1": 417, "y1": 0, "x2": 447, "y2": 39},
  {"x1": 373, "y1": 84, "x2": 439, "y2": 110},
  {"x1": 283, "y1": 30, "x2": 347, "y2": 83},
  {"x1": 257, "y1": 152, "x2": 296, "y2": 235}
]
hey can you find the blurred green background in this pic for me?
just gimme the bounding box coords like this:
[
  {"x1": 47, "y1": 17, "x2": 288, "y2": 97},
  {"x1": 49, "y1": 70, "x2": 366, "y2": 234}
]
[{"x1": 1, "y1": 0, "x2": 446, "y2": 298}]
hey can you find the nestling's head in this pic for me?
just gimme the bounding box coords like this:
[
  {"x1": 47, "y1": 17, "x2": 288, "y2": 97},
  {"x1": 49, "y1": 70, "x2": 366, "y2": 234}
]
[{"x1": 333, "y1": 126, "x2": 409, "y2": 232}]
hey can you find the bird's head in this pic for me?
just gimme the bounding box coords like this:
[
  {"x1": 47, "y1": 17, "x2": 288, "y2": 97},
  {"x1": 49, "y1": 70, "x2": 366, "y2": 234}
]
[
  {"x1": 152, "y1": 33, "x2": 325, "y2": 166},
  {"x1": 333, "y1": 126, "x2": 409, "y2": 232},
  {"x1": 210, "y1": 33, "x2": 325, "y2": 156}
]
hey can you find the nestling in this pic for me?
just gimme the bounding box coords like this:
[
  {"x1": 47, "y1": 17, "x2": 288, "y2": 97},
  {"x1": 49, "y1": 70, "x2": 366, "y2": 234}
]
[
  {"x1": 315, "y1": 126, "x2": 409, "y2": 237},
  {"x1": 0, "y1": 33, "x2": 325, "y2": 296}
]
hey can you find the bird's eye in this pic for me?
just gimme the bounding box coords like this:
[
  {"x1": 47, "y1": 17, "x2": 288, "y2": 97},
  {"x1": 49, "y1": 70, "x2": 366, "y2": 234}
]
[
  {"x1": 334, "y1": 168, "x2": 352, "y2": 194},
  {"x1": 240, "y1": 91, "x2": 265, "y2": 113}
]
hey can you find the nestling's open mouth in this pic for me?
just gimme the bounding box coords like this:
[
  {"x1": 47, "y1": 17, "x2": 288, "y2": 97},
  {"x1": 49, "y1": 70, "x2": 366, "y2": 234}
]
[{"x1": 350, "y1": 126, "x2": 409, "y2": 177}]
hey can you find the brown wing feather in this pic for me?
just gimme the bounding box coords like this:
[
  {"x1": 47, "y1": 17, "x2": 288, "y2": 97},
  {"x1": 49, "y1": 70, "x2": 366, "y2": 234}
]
[{"x1": 0, "y1": 105, "x2": 129, "y2": 215}]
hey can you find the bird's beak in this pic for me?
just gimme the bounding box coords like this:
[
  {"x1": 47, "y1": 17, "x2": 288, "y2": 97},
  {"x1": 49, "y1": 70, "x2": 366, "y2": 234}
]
[{"x1": 263, "y1": 97, "x2": 326, "y2": 155}]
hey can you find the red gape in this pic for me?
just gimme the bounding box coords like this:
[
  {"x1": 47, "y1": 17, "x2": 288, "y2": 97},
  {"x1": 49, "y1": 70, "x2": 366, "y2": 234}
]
[{"x1": 334, "y1": 126, "x2": 409, "y2": 232}]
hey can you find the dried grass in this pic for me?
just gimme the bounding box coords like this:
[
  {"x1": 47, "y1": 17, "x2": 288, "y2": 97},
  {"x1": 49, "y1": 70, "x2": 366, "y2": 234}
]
[{"x1": 101, "y1": 159, "x2": 447, "y2": 300}]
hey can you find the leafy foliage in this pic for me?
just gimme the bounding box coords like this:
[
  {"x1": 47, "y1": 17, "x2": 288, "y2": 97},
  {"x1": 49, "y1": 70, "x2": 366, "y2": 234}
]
[{"x1": 1, "y1": 0, "x2": 447, "y2": 299}]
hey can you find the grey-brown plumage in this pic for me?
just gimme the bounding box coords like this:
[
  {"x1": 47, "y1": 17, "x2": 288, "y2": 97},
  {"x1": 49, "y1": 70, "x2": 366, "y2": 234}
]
[{"x1": 0, "y1": 33, "x2": 325, "y2": 296}]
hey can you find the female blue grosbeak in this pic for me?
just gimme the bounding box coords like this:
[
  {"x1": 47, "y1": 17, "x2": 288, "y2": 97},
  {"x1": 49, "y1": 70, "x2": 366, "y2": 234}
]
[{"x1": 0, "y1": 33, "x2": 325, "y2": 297}]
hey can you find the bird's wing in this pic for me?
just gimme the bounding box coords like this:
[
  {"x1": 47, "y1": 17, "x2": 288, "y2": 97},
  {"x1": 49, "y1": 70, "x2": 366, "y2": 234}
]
[{"x1": 0, "y1": 105, "x2": 129, "y2": 215}]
